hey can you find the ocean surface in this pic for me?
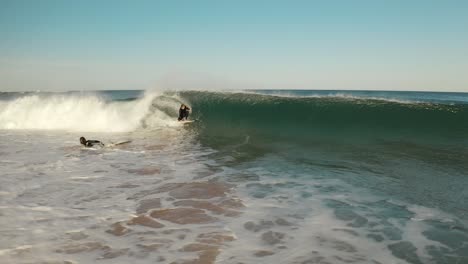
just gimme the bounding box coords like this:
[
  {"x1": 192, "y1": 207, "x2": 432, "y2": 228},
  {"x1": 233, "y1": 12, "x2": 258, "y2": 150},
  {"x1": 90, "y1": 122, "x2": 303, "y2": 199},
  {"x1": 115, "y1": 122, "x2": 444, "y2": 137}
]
[{"x1": 0, "y1": 89, "x2": 467, "y2": 264}]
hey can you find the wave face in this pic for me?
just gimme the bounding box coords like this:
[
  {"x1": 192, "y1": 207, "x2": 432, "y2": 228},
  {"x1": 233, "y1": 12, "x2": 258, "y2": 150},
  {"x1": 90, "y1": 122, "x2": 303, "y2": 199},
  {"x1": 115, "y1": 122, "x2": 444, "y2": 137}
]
[{"x1": 181, "y1": 91, "x2": 468, "y2": 146}]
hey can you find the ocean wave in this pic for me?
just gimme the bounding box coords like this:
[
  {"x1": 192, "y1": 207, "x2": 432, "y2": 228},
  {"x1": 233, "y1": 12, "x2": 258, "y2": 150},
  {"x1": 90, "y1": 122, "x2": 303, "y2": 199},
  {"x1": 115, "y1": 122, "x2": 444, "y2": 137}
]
[
  {"x1": 178, "y1": 91, "x2": 468, "y2": 144},
  {"x1": 1, "y1": 90, "x2": 467, "y2": 140},
  {"x1": 0, "y1": 92, "x2": 181, "y2": 132}
]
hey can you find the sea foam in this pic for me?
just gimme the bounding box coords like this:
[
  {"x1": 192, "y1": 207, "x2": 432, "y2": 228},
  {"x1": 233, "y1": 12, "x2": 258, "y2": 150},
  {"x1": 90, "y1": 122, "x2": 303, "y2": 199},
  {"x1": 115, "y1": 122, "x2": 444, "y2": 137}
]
[{"x1": 0, "y1": 92, "x2": 176, "y2": 132}]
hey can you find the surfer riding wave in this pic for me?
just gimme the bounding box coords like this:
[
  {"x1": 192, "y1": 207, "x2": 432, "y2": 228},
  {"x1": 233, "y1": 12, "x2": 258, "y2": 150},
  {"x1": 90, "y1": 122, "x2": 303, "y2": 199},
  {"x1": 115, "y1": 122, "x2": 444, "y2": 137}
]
[{"x1": 178, "y1": 104, "x2": 191, "y2": 121}]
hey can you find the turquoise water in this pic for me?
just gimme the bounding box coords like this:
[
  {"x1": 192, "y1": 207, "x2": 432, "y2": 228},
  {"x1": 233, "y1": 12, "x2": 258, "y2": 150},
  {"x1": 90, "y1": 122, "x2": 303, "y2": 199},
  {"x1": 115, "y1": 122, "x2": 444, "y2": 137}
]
[
  {"x1": 0, "y1": 90, "x2": 467, "y2": 263},
  {"x1": 182, "y1": 90, "x2": 468, "y2": 263},
  {"x1": 178, "y1": 91, "x2": 468, "y2": 216}
]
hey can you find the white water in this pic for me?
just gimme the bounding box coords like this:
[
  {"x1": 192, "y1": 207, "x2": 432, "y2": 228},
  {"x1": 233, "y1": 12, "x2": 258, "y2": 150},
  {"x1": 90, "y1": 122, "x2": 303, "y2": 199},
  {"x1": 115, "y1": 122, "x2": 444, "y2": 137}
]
[
  {"x1": 0, "y1": 92, "x2": 179, "y2": 132},
  {"x1": 1, "y1": 127, "x2": 467, "y2": 264}
]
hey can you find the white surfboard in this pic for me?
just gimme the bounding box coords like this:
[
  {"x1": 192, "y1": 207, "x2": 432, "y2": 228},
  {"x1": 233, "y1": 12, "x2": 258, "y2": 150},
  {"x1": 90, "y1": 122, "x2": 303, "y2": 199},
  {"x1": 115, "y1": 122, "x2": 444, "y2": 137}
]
[
  {"x1": 179, "y1": 120, "x2": 194, "y2": 124},
  {"x1": 106, "y1": 140, "x2": 132, "y2": 147}
]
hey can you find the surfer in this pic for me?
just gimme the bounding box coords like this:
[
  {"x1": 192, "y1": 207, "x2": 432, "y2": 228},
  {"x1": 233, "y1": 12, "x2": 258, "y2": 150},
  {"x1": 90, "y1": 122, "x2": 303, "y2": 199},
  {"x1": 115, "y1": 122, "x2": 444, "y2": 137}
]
[
  {"x1": 178, "y1": 104, "x2": 191, "y2": 121},
  {"x1": 80, "y1": 137, "x2": 104, "y2": 147}
]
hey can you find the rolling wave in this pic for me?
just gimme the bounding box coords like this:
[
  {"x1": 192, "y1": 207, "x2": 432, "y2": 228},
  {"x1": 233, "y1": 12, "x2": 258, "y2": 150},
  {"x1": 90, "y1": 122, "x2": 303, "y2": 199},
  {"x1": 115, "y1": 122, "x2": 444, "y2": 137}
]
[
  {"x1": 180, "y1": 91, "x2": 468, "y2": 144},
  {"x1": 1, "y1": 90, "x2": 467, "y2": 144}
]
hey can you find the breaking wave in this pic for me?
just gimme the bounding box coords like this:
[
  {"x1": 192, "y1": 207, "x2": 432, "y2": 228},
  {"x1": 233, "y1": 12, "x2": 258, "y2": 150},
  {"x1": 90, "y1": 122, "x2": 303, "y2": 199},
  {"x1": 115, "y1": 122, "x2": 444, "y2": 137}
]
[
  {"x1": 1, "y1": 90, "x2": 467, "y2": 143},
  {"x1": 0, "y1": 92, "x2": 183, "y2": 132}
]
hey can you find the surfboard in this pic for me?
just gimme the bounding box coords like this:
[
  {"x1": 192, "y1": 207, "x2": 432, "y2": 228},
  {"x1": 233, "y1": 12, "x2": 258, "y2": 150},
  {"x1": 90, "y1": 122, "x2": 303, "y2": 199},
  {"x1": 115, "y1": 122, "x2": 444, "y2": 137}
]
[
  {"x1": 179, "y1": 120, "x2": 194, "y2": 124},
  {"x1": 106, "y1": 140, "x2": 132, "y2": 147}
]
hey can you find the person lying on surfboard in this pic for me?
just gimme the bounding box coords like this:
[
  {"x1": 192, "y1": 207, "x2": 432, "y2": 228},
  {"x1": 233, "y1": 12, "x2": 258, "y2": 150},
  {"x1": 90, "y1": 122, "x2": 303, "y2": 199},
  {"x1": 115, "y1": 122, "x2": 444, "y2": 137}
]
[
  {"x1": 178, "y1": 104, "x2": 191, "y2": 121},
  {"x1": 80, "y1": 137, "x2": 104, "y2": 147}
]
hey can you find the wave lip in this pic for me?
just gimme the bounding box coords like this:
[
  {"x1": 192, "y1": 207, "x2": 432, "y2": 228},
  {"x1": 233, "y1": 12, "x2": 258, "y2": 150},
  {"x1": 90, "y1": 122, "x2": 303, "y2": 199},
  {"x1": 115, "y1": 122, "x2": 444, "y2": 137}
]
[{"x1": 248, "y1": 89, "x2": 468, "y2": 105}]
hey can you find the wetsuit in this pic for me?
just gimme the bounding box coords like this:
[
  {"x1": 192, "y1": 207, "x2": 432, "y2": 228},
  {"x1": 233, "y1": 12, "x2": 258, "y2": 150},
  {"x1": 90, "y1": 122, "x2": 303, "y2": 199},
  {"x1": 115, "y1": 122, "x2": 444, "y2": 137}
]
[
  {"x1": 84, "y1": 140, "x2": 104, "y2": 147},
  {"x1": 178, "y1": 106, "x2": 191, "y2": 121},
  {"x1": 80, "y1": 137, "x2": 104, "y2": 147}
]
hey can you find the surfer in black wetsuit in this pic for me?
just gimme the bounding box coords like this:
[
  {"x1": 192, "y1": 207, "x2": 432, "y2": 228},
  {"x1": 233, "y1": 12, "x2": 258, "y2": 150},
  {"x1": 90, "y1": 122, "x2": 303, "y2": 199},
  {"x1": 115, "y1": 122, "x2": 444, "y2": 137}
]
[
  {"x1": 178, "y1": 104, "x2": 191, "y2": 121},
  {"x1": 80, "y1": 137, "x2": 104, "y2": 147}
]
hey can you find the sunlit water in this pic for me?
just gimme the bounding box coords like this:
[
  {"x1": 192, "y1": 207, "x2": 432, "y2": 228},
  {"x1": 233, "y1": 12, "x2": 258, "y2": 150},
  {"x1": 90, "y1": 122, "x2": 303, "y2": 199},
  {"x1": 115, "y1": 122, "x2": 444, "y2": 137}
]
[{"x1": 1, "y1": 90, "x2": 467, "y2": 264}]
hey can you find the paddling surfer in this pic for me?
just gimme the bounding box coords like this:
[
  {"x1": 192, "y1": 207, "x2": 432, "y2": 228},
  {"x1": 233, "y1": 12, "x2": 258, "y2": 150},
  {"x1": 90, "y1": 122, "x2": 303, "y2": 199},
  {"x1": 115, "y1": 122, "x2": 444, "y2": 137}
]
[{"x1": 80, "y1": 137, "x2": 104, "y2": 147}]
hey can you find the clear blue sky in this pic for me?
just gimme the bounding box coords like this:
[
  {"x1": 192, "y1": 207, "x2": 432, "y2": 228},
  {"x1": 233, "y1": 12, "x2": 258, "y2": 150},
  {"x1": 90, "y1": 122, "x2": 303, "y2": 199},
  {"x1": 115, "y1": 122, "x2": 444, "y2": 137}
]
[{"x1": 1, "y1": 0, "x2": 467, "y2": 91}]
